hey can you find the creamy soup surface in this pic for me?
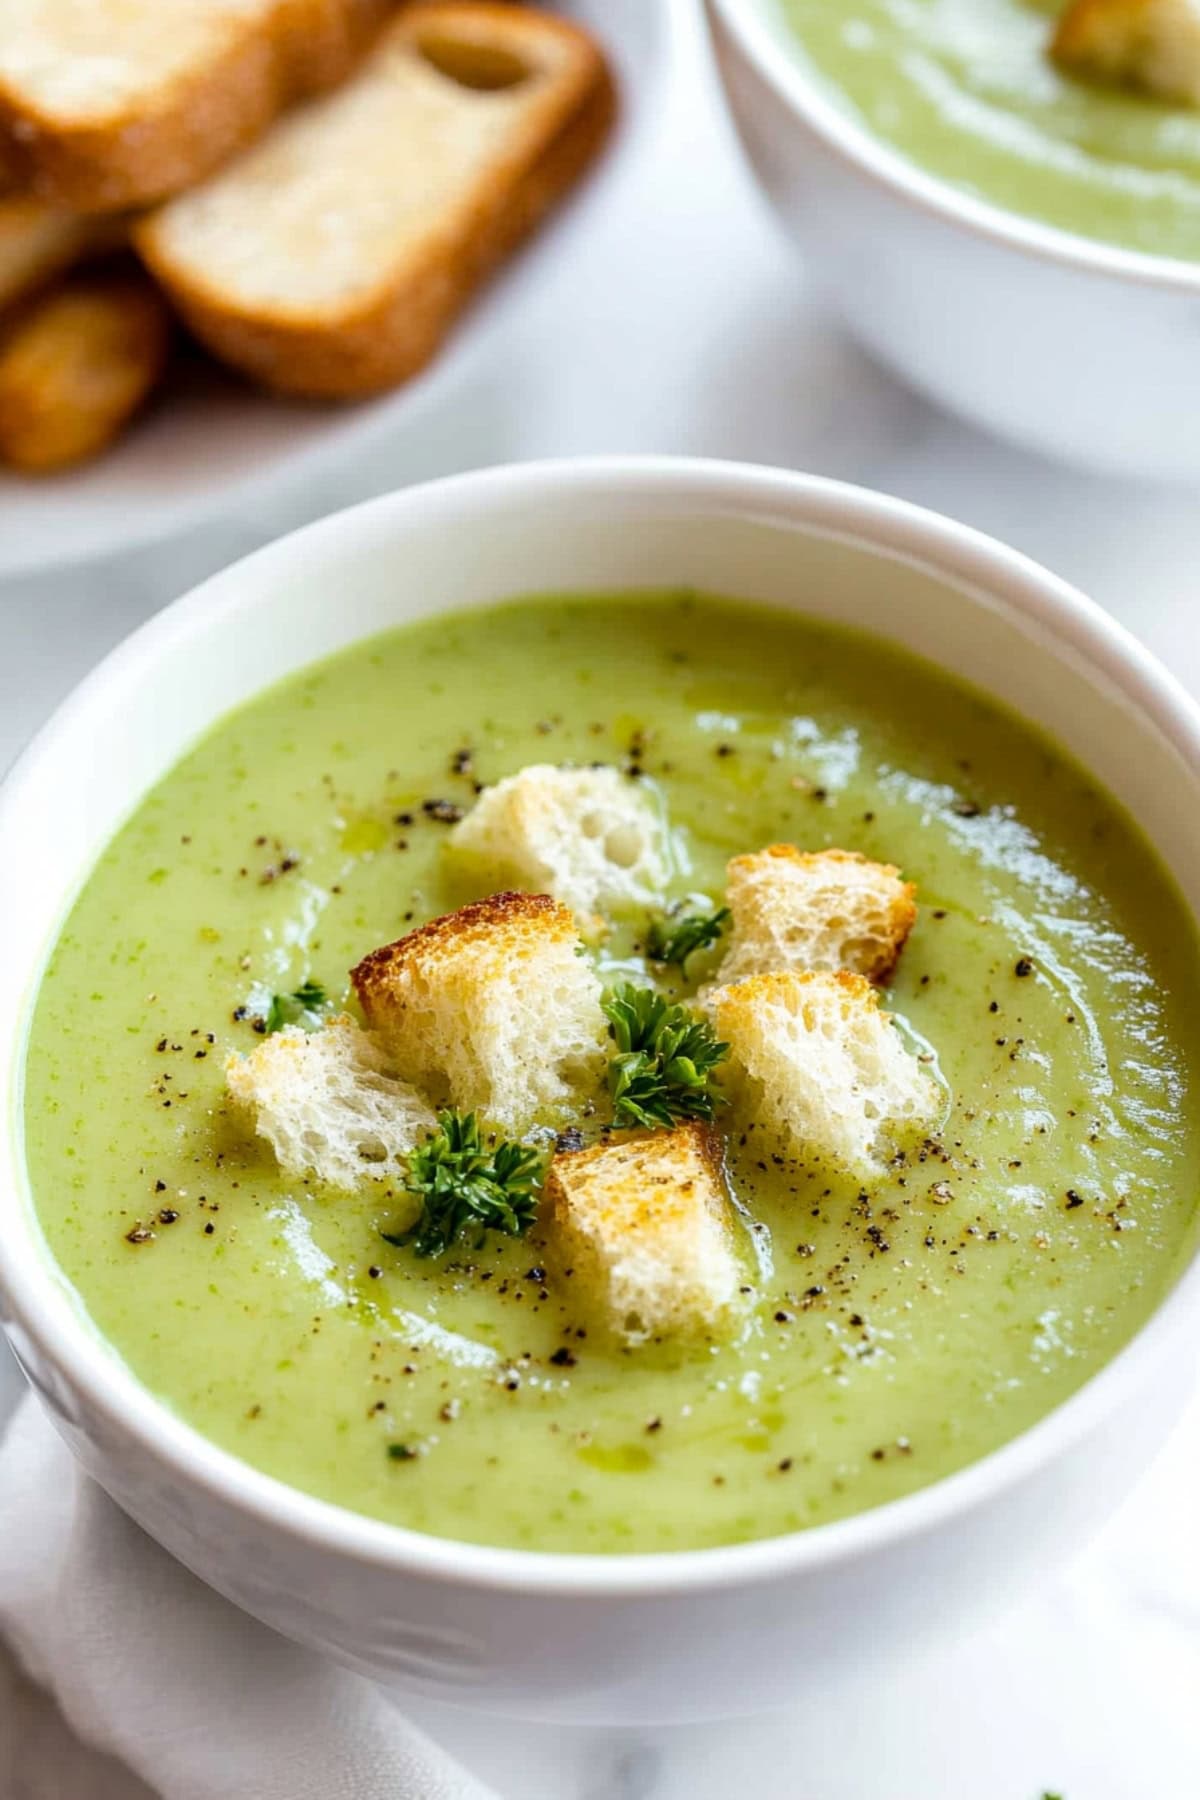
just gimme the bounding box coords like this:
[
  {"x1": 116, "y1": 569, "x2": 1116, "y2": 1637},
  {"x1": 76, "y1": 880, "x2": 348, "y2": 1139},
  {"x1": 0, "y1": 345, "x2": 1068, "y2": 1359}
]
[
  {"x1": 22, "y1": 592, "x2": 1200, "y2": 1552},
  {"x1": 774, "y1": 0, "x2": 1200, "y2": 261}
]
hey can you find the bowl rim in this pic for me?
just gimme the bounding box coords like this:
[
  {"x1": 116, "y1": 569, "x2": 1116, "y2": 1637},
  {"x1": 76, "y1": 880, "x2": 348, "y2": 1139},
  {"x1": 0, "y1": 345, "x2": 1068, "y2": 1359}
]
[
  {"x1": 4, "y1": 453, "x2": 1200, "y2": 1600},
  {"x1": 707, "y1": 0, "x2": 1200, "y2": 296}
]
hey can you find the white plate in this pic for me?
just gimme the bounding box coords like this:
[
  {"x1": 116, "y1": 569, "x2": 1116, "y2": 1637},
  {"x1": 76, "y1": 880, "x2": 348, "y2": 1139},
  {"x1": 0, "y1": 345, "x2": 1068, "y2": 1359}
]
[{"x1": 0, "y1": 0, "x2": 666, "y2": 578}]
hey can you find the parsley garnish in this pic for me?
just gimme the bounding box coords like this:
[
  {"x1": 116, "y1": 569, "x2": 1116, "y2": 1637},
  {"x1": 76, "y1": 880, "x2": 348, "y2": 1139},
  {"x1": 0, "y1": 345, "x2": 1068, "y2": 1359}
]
[
  {"x1": 383, "y1": 1111, "x2": 542, "y2": 1260},
  {"x1": 647, "y1": 905, "x2": 730, "y2": 971},
  {"x1": 264, "y1": 979, "x2": 328, "y2": 1034},
  {"x1": 387, "y1": 1442, "x2": 417, "y2": 1461},
  {"x1": 602, "y1": 983, "x2": 729, "y2": 1129}
]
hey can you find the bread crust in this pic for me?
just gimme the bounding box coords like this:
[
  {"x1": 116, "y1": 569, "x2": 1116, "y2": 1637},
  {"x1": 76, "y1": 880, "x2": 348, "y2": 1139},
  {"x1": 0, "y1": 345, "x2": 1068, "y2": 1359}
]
[
  {"x1": 546, "y1": 1121, "x2": 727, "y2": 1225},
  {"x1": 715, "y1": 965, "x2": 877, "y2": 1021},
  {"x1": 135, "y1": 3, "x2": 616, "y2": 398},
  {"x1": 351, "y1": 889, "x2": 571, "y2": 1013},
  {"x1": 0, "y1": 0, "x2": 393, "y2": 212}
]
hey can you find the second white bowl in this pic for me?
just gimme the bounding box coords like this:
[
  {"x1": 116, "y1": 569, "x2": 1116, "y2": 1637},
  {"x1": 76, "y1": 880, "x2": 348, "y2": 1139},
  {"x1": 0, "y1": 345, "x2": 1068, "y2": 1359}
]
[
  {"x1": 2, "y1": 459, "x2": 1199, "y2": 1721},
  {"x1": 706, "y1": 0, "x2": 1200, "y2": 482}
]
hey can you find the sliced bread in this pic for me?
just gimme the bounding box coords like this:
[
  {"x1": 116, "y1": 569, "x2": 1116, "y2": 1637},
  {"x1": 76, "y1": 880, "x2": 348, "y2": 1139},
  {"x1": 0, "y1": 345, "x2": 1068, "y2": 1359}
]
[
  {"x1": 0, "y1": 262, "x2": 171, "y2": 471},
  {"x1": 0, "y1": 0, "x2": 393, "y2": 211},
  {"x1": 135, "y1": 2, "x2": 615, "y2": 397}
]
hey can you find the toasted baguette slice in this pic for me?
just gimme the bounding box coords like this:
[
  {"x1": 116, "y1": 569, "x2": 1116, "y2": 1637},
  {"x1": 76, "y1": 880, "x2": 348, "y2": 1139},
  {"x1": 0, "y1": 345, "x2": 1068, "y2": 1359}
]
[
  {"x1": 0, "y1": 0, "x2": 393, "y2": 212},
  {"x1": 135, "y1": 3, "x2": 615, "y2": 398},
  {"x1": 710, "y1": 845, "x2": 916, "y2": 991},
  {"x1": 709, "y1": 971, "x2": 939, "y2": 1177},
  {"x1": 1052, "y1": 0, "x2": 1200, "y2": 104},
  {"x1": 449, "y1": 764, "x2": 669, "y2": 922},
  {"x1": 0, "y1": 195, "x2": 122, "y2": 313},
  {"x1": 545, "y1": 1124, "x2": 741, "y2": 1345},
  {"x1": 226, "y1": 1013, "x2": 435, "y2": 1187},
  {"x1": 351, "y1": 891, "x2": 606, "y2": 1135},
  {"x1": 0, "y1": 264, "x2": 171, "y2": 472}
]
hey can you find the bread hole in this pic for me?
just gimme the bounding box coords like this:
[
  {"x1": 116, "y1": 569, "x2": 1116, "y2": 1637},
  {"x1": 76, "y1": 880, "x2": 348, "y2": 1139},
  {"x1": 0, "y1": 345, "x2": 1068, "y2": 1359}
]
[
  {"x1": 356, "y1": 1138, "x2": 389, "y2": 1164},
  {"x1": 580, "y1": 811, "x2": 604, "y2": 840},
  {"x1": 604, "y1": 825, "x2": 642, "y2": 869},
  {"x1": 418, "y1": 30, "x2": 532, "y2": 91}
]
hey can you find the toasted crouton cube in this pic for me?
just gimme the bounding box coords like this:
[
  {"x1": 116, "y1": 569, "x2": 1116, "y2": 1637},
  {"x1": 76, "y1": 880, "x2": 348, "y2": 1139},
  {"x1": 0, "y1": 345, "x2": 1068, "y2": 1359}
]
[
  {"x1": 712, "y1": 845, "x2": 916, "y2": 990},
  {"x1": 709, "y1": 971, "x2": 939, "y2": 1177},
  {"x1": 545, "y1": 1124, "x2": 742, "y2": 1344},
  {"x1": 448, "y1": 764, "x2": 669, "y2": 920},
  {"x1": 1052, "y1": 0, "x2": 1200, "y2": 105},
  {"x1": 226, "y1": 1014, "x2": 434, "y2": 1188},
  {"x1": 351, "y1": 891, "x2": 605, "y2": 1135}
]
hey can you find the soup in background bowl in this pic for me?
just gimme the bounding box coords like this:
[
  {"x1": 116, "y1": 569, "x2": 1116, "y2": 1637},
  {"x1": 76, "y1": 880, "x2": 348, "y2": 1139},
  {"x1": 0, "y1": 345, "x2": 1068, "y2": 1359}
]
[
  {"x1": 776, "y1": 0, "x2": 1200, "y2": 264},
  {"x1": 706, "y1": 0, "x2": 1200, "y2": 479},
  {"x1": 2, "y1": 459, "x2": 1199, "y2": 1721}
]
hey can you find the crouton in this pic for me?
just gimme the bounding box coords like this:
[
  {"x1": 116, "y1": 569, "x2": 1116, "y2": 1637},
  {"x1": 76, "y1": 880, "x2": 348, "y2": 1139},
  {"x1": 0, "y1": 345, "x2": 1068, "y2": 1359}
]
[
  {"x1": 544, "y1": 1123, "x2": 742, "y2": 1344},
  {"x1": 225, "y1": 1013, "x2": 435, "y2": 1188},
  {"x1": 711, "y1": 845, "x2": 916, "y2": 990},
  {"x1": 448, "y1": 764, "x2": 669, "y2": 921},
  {"x1": 709, "y1": 971, "x2": 939, "y2": 1177},
  {"x1": 351, "y1": 891, "x2": 606, "y2": 1136},
  {"x1": 1052, "y1": 0, "x2": 1200, "y2": 105}
]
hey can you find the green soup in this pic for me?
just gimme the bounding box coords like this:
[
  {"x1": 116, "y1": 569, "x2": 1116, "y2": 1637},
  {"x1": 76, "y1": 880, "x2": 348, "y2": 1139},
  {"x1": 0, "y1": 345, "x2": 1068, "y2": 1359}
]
[
  {"x1": 20, "y1": 593, "x2": 1200, "y2": 1553},
  {"x1": 772, "y1": 0, "x2": 1200, "y2": 261}
]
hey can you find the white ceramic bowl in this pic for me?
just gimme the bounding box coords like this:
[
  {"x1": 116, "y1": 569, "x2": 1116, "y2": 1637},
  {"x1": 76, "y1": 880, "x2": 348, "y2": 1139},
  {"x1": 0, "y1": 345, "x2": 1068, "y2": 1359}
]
[
  {"x1": 2, "y1": 458, "x2": 1199, "y2": 1725},
  {"x1": 706, "y1": 0, "x2": 1200, "y2": 482}
]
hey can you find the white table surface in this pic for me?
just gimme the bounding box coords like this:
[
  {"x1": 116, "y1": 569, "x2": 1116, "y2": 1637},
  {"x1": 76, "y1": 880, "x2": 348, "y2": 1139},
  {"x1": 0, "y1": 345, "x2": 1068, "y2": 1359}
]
[{"x1": 2, "y1": 2, "x2": 1199, "y2": 1793}]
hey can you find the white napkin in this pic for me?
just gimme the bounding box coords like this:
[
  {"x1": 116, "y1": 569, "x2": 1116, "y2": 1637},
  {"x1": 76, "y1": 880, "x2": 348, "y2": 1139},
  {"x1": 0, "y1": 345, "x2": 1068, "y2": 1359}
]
[{"x1": 0, "y1": 1397, "x2": 497, "y2": 1800}]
